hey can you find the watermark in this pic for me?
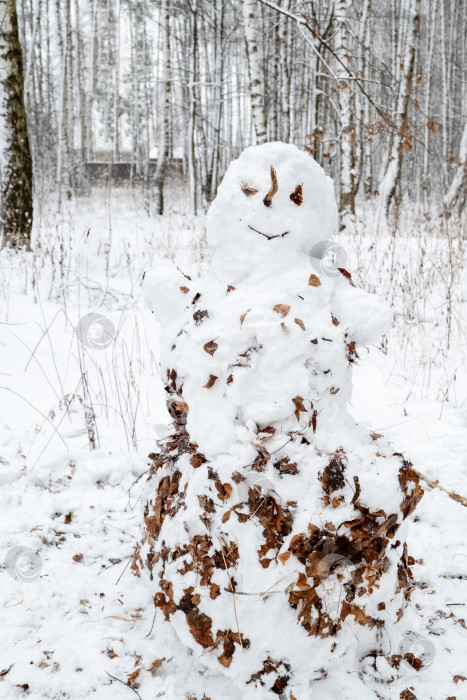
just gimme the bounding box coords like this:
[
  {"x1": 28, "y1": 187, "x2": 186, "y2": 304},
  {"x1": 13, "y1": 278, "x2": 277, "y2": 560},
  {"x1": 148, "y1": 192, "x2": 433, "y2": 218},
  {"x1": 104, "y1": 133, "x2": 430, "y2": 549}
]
[
  {"x1": 5, "y1": 546, "x2": 42, "y2": 583},
  {"x1": 310, "y1": 240, "x2": 348, "y2": 278},
  {"x1": 311, "y1": 551, "x2": 355, "y2": 582},
  {"x1": 77, "y1": 313, "x2": 115, "y2": 350},
  {"x1": 233, "y1": 470, "x2": 275, "y2": 503},
  {"x1": 398, "y1": 632, "x2": 436, "y2": 669}
]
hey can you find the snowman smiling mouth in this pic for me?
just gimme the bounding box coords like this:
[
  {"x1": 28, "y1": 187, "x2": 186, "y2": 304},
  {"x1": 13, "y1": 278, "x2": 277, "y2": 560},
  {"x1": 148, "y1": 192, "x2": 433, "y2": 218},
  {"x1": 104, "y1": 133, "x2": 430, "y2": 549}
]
[{"x1": 248, "y1": 224, "x2": 290, "y2": 241}]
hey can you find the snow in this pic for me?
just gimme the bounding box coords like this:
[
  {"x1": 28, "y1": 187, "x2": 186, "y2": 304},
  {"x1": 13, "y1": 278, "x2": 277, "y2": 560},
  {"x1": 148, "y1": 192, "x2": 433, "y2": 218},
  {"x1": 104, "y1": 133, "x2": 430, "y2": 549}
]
[{"x1": 0, "y1": 168, "x2": 467, "y2": 698}]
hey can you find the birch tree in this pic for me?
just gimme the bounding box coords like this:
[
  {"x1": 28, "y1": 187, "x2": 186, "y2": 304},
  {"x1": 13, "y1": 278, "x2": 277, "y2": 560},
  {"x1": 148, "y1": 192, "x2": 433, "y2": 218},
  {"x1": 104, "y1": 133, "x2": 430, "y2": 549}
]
[
  {"x1": 0, "y1": 0, "x2": 33, "y2": 249},
  {"x1": 378, "y1": 0, "x2": 421, "y2": 216},
  {"x1": 242, "y1": 0, "x2": 267, "y2": 144},
  {"x1": 154, "y1": 0, "x2": 170, "y2": 215},
  {"x1": 444, "y1": 100, "x2": 467, "y2": 215},
  {"x1": 333, "y1": 0, "x2": 355, "y2": 214}
]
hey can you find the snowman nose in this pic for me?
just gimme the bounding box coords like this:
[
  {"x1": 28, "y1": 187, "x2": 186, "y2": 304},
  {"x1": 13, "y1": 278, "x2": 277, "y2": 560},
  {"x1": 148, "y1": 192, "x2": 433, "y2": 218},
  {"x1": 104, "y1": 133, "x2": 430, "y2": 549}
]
[{"x1": 263, "y1": 165, "x2": 278, "y2": 207}]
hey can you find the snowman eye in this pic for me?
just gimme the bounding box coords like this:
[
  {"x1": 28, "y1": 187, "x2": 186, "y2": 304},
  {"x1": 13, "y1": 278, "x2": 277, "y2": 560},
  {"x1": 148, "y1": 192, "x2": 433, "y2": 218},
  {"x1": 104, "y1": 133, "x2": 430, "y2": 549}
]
[
  {"x1": 241, "y1": 183, "x2": 258, "y2": 197},
  {"x1": 290, "y1": 184, "x2": 303, "y2": 206}
]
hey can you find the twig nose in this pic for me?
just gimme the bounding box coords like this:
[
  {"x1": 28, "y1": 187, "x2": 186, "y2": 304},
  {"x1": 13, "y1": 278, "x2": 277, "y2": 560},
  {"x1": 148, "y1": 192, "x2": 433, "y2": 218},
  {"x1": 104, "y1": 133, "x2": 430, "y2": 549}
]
[{"x1": 263, "y1": 165, "x2": 278, "y2": 207}]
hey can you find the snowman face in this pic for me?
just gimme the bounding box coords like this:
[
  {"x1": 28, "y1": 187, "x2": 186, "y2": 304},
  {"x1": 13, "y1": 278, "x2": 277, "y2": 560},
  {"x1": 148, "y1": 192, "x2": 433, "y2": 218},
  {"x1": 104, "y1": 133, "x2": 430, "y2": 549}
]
[{"x1": 206, "y1": 142, "x2": 338, "y2": 258}]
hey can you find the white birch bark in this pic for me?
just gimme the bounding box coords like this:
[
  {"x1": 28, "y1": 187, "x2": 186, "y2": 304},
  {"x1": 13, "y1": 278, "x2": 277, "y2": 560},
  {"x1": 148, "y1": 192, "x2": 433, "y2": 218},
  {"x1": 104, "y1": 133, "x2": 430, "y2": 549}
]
[
  {"x1": 378, "y1": 0, "x2": 420, "y2": 216},
  {"x1": 334, "y1": 0, "x2": 354, "y2": 213},
  {"x1": 444, "y1": 98, "x2": 467, "y2": 213},
  {"x1": 242, "y1": 0, "x2": 267, "y2": 144}
]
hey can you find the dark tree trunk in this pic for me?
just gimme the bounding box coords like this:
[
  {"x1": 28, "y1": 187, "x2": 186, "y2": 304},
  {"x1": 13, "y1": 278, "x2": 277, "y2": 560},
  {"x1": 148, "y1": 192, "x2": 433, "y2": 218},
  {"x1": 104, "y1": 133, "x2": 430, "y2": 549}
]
[{"x1": 0, "y1": 0, "x2": 34, "y2": 250}]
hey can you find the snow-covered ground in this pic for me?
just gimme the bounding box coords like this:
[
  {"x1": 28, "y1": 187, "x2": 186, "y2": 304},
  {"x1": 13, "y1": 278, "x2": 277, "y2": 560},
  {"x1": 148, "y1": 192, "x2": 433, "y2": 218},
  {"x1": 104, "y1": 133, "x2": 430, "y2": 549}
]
[{"x1": 1, "y1": 190, "x2": 467, "y2": 699}]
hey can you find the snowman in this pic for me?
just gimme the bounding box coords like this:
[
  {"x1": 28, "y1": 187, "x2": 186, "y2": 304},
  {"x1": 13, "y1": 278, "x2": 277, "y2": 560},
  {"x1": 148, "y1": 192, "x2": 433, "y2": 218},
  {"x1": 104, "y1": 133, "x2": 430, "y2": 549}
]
[{"x1": 135, "y1": 143, "x2": 423, "y2": 698}]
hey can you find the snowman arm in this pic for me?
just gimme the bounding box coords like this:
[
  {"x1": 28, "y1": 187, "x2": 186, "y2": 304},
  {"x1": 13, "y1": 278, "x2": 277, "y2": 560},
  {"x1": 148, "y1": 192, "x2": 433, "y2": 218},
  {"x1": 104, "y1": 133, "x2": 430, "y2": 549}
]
[
  {"x1": 331, "y1": 272, "x2": 393, "y2": 346},
  {"x1": 143, "y1": 262, "x2": 194, "y2": 329}
]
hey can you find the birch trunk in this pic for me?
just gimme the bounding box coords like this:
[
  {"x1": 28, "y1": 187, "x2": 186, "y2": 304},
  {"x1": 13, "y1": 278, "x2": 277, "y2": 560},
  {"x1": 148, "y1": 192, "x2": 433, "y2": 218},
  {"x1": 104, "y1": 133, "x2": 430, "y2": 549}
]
[
  {"x1": 0, "y1": 0, "x2": 33, "y2": 249},
  {"x1": 378, "y1": 0, "x2": 420, "y2": 217},
  {"x1": 444, "y1": 100, "x2": 467, "y2": 214},
  {"x1": 242, "y1": 0, "x2": 267, "y2": 144},
  {"x1": 154, "y1": 0, "x2": 170, "y2": 215},
  {"x1": 334, "y1": 0, "x2": 355, "y2": 214}
]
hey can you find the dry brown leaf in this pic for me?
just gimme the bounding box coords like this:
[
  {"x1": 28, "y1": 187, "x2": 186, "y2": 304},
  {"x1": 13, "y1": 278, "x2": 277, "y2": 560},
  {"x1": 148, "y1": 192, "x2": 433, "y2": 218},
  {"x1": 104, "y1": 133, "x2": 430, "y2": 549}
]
[
  {"x1": 127, "y1": 668, "x2": 141, "y2": 689},
  {"x1": 180, "y1": 286, "x2": 190, "y2": 294},
  {"x1": 203, "y1": 375, "x2": 218, "y2": 389},
  {"x1": 241, "y1": 183, "x2": 258, "y2": 197},
  {"x1": 278, "y1": 551, "x2": 291, "y2": 564},
  {"x1": 190, "y1": 453, "x2": 206, "y2": 468},
  {"x1": 371, "y1": 432, "x2": 383, "y2": 440},
  {"x1": 292, "y1": 396, "x2": 308, "y2": 421},
  {"x1": 290, "y1": 184, "x2": 303, "y2": 206},
  {"x1": 308, "y1": 274, "x2": 321, "y2": 287},
  {"x1": 294, "y1": 318, "x2": 305, "y2": 330},
  {"x1": 240, "y1": 309, "x2": 251, "y2": 325},
  {"x1": 399, "y1": 691, "x2": 416, "y2": 700},
  {"x1": 210, "y1": 583, "x2": 221, "y2": 599},
  {"x1": 273, "y1": 304, "x2": 290, "y2": 318},
  {"x1": 215, "y1": 481, "x2": 232, "y2": 501},
  {"x1": 175, "y1": 401, "x2": 188, "y2": 414},
  {"x1": 204, "y1": 340, "x2": 218, "y2": 356},
  {"x1": 149, "y1": 658, "x2": 165, "y2": 676}
]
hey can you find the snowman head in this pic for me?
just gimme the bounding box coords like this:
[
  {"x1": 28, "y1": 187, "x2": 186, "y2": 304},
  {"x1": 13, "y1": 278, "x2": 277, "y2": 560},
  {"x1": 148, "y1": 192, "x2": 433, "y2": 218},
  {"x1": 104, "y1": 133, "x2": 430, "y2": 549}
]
[{"x1": 206, "y1": 142, "x2": 338, "y2": 269}]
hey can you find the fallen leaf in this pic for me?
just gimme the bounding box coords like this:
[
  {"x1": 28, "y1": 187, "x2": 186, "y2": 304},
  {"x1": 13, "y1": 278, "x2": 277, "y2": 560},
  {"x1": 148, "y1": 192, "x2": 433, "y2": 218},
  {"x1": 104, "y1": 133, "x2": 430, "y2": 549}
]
[
  {"x1": 311, "y1": 409, "x2": 317, "y2": 432},
  {"x1": 72, "y1": 553, "x2": 83, "y2": 563},
  {"x1": 175, "y1": 401, "x2": 188, "y2": 414},
  {"x1": 180, "y1": 286, "x2": 190, "y2": 294},
  {"x1": 290, "y1": 184, "x2": 303, "y2": 205},
  {"x1": 215, "y1": 481, "x2": 232, "y2": 501},
  {"x1": 273, "y1": 304, "x2": 290, "y2": 317},
  {"x1": 294, "y1": 318, "x2": 305, "y2": 330},
  {"x1": 204, "y1": 340, "x2": 218, "y2": 355},
  {"x1": 127, "y1": 668, "x2": 141, "y2": 689},
  {"x1": 371, "y1": 432, "x2": 383, "y2": 440},
  {"x1": 190, "y1": 454, "x2": 206, "y2": 468},
  {"x1": 241, "y1": 183, "x2": 258, "y2": 196},
  {"x1": 308, "y1": 274, "x2": 321, "y2": 287},
  {"x1": 399, "y1": 691, "x2": 416, "y2": 700},
  {"x1": 338, "y1": 267, "x2": 352, "y2": 281},
  {"x1": 149, "y1": 658, "x2": 165, "y2": 676},
  {"x1": 240, "y1": 309, "x2": 251, "y2": 325},
  {"x1": 193, "y1": 310, "x2": 209, "y2": 324},
  {"x1": 203, "y1": 375, "x2": 218, "y2": 389},
  {"x1": 292, "y1": 396, "x2": 308, "y2": 421}
]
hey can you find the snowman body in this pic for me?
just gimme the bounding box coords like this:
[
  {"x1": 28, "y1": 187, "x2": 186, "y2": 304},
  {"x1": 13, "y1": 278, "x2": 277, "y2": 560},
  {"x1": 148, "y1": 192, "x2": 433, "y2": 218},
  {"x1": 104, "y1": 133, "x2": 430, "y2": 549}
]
[{"x1": 137, "y1": 144, "x2": 423, "y2": 698}]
